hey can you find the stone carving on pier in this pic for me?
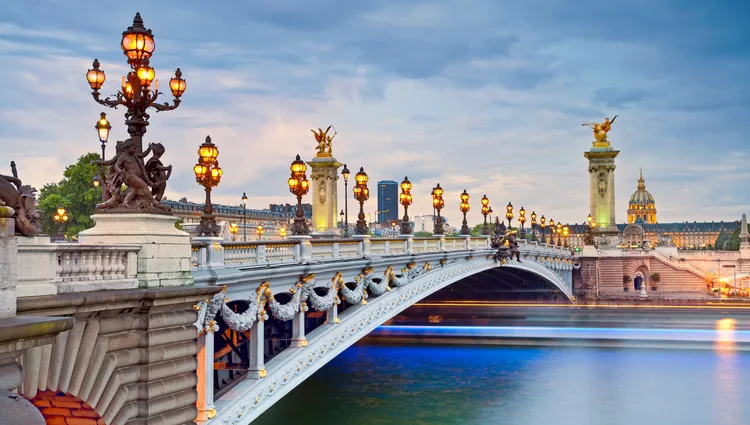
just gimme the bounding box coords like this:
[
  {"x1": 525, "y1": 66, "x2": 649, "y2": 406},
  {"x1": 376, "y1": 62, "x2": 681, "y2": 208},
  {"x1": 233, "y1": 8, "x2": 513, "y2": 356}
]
[
  {"x1": 0, "y1": 161, "x2": 41, "y2": 237},
  {"x1": 96, "y1": 139, "x2": 172, "y2": 214}
]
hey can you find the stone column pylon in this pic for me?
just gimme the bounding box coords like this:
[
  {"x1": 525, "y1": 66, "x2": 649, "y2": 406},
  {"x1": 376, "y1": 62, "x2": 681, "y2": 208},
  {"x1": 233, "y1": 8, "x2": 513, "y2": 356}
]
[
  {"x1": 307, "y1": 156, "x2": 342, "y2": 236},
  {"x1": 584, "y1": 144, "x2": 620, "y2": 236}
]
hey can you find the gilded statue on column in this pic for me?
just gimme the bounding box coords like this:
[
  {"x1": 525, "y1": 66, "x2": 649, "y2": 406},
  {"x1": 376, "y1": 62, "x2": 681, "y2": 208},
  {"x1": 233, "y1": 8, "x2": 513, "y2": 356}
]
[
  {"x1": 582, "y1": 115, "x2": 618, "y2": 147},
  {"x1": 311, "y1": 125, "x2": 336, "y2": 157}
]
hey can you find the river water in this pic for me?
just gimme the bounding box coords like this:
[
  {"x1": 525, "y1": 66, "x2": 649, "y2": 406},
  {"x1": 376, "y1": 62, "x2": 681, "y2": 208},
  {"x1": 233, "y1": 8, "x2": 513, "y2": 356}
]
[{"x1": 255, "y1": 333, "x2": 750, "y2": 425}]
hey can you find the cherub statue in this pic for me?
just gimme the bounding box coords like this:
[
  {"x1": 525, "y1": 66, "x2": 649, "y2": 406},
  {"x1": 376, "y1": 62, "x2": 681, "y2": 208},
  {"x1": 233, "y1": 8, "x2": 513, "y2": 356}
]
[
  {"x1": 0, "y1": 163, "x2": 40, "y2": 237},
  {"x1": 582, "y1": 115, "x2": 618, "y2": 145},
  {"x1": 113, "y1": 139, "x2": 167, "y2": 211},
  {"x1": 311, "y1": 125, "x2": 335, "y2": 155},
  {"x1": 145, "y1": 142, "x2": 172, "y2": 201}
]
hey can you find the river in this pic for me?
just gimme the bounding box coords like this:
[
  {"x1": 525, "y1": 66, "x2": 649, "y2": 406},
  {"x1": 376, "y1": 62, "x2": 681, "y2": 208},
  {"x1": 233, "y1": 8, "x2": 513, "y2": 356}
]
[{"x1": 254, "y1": 324, "x2": 750, "y2": 425}]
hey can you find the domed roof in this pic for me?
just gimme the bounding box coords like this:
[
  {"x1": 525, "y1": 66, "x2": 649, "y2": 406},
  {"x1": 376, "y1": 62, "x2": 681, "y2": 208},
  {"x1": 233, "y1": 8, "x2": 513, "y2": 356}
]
[{"x1": 629, "y1": 169, "x2": 655, "y2": 205}]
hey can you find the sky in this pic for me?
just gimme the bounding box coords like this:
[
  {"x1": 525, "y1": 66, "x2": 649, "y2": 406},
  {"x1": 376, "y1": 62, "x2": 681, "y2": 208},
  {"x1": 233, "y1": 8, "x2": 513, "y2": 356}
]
[{"x1": 1, "y1": 0, "x2": 749, "y2": 228}]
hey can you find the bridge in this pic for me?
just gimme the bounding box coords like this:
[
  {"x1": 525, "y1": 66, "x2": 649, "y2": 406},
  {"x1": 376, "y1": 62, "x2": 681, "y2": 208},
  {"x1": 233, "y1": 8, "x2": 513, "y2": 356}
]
[
  {"x1": 188, "y1": 235, "x2": 574, "y2": 423},
  {"x1": 5, "y1": 228, "x2": 573, "y2": 425}
]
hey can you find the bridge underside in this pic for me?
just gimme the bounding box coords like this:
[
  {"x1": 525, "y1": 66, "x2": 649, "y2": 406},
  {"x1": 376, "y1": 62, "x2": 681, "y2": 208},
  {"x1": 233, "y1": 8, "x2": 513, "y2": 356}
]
[{"x1": 422, "y1": 268, "x2": 570, "y2": 303}]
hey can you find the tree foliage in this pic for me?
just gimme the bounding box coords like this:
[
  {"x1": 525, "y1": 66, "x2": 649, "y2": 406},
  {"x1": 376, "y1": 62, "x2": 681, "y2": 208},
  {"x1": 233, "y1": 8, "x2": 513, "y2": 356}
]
[
  {"x1": 37, "y1": 153, "x2": 101, "y2": 239},
  {"x1": 414, "y1": 231, "x2": 433, "y2": 237},
  {"x1": 714, "y1": 224, "x2": 749, "y2": 251}
]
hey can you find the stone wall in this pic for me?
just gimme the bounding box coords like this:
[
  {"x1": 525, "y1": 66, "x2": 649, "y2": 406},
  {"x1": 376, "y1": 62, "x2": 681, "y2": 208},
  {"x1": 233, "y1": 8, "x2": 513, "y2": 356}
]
[
  {"x1": 0, "y1": 206, "x2": 18, "y2": 318},
  {"x1": 16, "y1": 285, "x2": 220, "y2": 425}
]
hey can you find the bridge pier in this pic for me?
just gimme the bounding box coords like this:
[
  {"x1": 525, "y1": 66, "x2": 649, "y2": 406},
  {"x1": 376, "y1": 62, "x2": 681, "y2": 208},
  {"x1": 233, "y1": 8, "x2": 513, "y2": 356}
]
[{"x1": 248, "y1": 320, "x2": 266, "y2": 379}]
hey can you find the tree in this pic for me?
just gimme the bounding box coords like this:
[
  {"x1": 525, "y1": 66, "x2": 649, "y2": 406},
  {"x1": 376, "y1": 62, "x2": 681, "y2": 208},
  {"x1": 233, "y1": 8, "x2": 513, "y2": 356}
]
[
  {"x1": 414, "y1": 231, "x2": 433, "y2": 237},
  {"x1": 37, "y1": 153, "x2": 100, "y2": 239},
  {"x1": 714, "y1": 224, "x2": 749, "y2": 251}
]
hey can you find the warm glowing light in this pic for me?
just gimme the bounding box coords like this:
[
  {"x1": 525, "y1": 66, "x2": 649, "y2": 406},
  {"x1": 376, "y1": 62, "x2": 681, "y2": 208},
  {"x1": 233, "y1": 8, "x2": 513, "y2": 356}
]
[
  {"x1": 86, "y1": 59, "x2": 106, "y2": 90},
  {"x1": 95, "y1": 112, "x2": 111, "y2": 143},
  {"x1": 121, "y1": 26, "x2": 155, "y2": 62},
  {"x1": 136, "y1": 66, "x2": 155, "y2": 84},
  {"x1": 169, "y1": 68, "x2": 187, "y2": 97}
]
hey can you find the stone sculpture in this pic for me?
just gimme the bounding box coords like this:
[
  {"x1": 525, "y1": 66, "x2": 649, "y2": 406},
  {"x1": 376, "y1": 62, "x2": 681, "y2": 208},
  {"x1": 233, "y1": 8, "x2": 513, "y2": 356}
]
[
  {"x1": 582, "y1": 115, "x2": 618, "y2": 146},
  {"x1": 96, "y1": 139, "x2": 171, "y2": 213},
  {"x1": 311, "y1": 125, "x2": 335, "y2": 156},
  {"x1": 0, "y1": 162, "x2": 40, "y2": 237}
]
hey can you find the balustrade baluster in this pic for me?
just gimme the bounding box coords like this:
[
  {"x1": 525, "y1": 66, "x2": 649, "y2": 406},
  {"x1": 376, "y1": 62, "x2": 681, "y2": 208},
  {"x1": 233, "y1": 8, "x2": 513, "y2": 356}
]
[{"x1": 70, "y1": 252, "x2": 81, "y2": 282}]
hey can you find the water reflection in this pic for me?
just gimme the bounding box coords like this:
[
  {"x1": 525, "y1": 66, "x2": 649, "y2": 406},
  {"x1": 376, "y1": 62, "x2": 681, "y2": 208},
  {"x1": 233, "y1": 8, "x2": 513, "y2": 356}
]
[
  {"x1": 715, "y1": 318, "x2": 741, "y2": 425},
  {"x1": 255, "y1": 343, "x2": 750, "y2": 425}
]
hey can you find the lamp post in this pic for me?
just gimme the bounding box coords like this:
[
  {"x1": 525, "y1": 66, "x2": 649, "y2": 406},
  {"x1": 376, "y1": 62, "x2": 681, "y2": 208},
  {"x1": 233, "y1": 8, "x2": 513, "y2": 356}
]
[
  {"x1": 91, "y1": 175, "x2": 101, "y2": 210},
  {"x1": 94, "y1": 113, "x2": 111, "y2": 203},
  {"x1": 530, "y1": 211, "x2": 537, "y2": 241},
  {"x1": 279, "y1": 226, "x2": 287, "y2": 240},
  {"x1": 229, "y1": 222, "x2": 238, "y2": 241},
  {"x1": 431, "y1": 183, "x2": 445, "y2": 235},
  {"x1": 584, "y1": 214, "x2": 597, "y2": 245},
  {"x1": 353, "y1": 167, "x2": 370, "y2": 235},
  {"x1": 193, "y1": 136, "x2": 222, "y2": 236},
  {"x1": 556, "y1": 222, "x2": 563, "y2": 246},
  {"x1": 480, "y1": 195, "x2": 490, "y2": 235},
  {"x1": 391, "y1": 220, "x2": 397, "y2": 236},
  {"x1": 518, "y1": 206, "x2": 526, "y2": 239},
  {"x1": 459, "y1": 190, "x2": 471, "y2": 235},
  {"x1": 86, "y1": 13, "x2": 186, "y2": 156},
  {"x1": 288, "y1": 155, "x2": 310, "y2": 235},
  {"x1": 540, "y1": 215, "x2": 547, "y2": 244},
  {"x1": 52, "y1": 206, "x2": 69, "y2": 242},
  {"x1": 341, "y1": 164, "x2": 350, "y2": 237},
  {"x1": 339, "y1": 209, "x2": 345, "y2": 230},
  {"x1": 505, "y1": 202, "x2": 514, "y2": 229},
  {"x1": 241, "y1": 192, "x2": 248, "y2": 241},
  {"x1": 256, "y1": 225, "x2": 264, "y2": 241},
  {"x1": 563, "y1": 224, "x2": 570, "y2": 248},
  {"x1": 549, "y1": 219, "x2": 556, "y2": 246},
  {"x1": 399, "y1": 177, "x2": 413, "y2": 235}
]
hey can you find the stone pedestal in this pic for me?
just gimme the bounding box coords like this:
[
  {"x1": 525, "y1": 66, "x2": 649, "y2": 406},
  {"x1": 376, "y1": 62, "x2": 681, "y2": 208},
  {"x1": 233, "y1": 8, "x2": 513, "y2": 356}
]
[
  {"x1": 353, "y1": 234, "x2": 371, "y2": 257},
  {"x1": 581, "y1": 245, "x2": 598, "y2": 257},
  {"x1": 194, "y1": 236, "x2": 225, "y2": 269},
  {"x1": 399, "y1": 234, "x2": 414, "y2": 255},
  {"x1": 78, "y1": 214, "x2": 193, "y2": 288},
  {"x1": 0, "y1": 207, "x2": 18, "y2": 318},
  {"x1": 307, "y1": 156, "x2": 342, "y2": 234},
  {"x1": 584, "y1": 145, "x2": 620, "y2": 235},
  {"x1": 288, "y1": 235, "x2": 313, "y2": 263}
]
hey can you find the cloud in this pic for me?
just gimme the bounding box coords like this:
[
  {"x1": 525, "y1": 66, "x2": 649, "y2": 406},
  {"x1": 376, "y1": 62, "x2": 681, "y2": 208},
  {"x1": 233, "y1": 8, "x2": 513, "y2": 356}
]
[{"x1": 1, "y1": 0, "x2": 749, "y2": 228}]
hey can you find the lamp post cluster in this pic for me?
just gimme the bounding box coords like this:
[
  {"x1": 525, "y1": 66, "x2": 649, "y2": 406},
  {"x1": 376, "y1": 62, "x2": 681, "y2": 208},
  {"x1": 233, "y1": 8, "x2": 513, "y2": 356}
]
[
  {"x1": 583, "y1": 214, "x2": 598, "y2": 245},
  {"x1": 431, "y1": 184, "x2": 445, "y2": 235},
  {"x1": 353, "y1": 168, "x2": 370, "y2": 235},
  {"x1": 256, "y1": 225, "x2": 264, "y2": 241},
  {"x1": 505, "y1": 202, "x2": 514, "y2": 229},
  {"x1": 193, "y1": 136, "x2": 223, "y2": 237},
  {"x1": 459, "y1": 190, "x2": 471, "y2": 235},
  {"x1": 86, "y1": 13, "x2": 186, "y2": 155},
  {"x1": 53, "y1": 207, "x2": 69, "y2": 242},
  {"x1": 518, "y1": 206, "x2": 526, "y2": 239},
  {"x1": 399, "y1": 177, "x2": 413, "y2": 235},
  {"x1": 480, "y1": 195, "x2": 491, "y2": 235},
  {"x1": 241, "y1": 192, "x2": 248, "y2": 241},
  {"x1": 229, "y1": 222, "x2": 239, "y2": 241},
  {"x1": 288, "y1": 155, "x2": 310, "y2": 235}
]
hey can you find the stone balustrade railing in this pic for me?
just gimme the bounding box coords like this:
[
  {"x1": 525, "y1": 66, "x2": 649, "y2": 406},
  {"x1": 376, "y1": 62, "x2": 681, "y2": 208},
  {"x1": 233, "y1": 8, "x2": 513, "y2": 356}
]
[
  {"x1": 16, "y1": 239, "x2": 140, "y2": 297},
  {"x1": 191, "y1": 235, "x2": 573, "y2": 271}
]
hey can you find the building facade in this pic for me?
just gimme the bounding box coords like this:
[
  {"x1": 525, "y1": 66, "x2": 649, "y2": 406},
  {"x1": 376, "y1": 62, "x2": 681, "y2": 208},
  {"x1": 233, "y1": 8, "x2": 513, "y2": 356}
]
[
  {"x1": 627, "y1": 170, "x2": 657, "y2": 224},
  {"x1": 163, "y1": 198, "x2": 312, "y2": 237},
  {"x1": 377, "y1": 180, "x2": 398, "y2": 223}
]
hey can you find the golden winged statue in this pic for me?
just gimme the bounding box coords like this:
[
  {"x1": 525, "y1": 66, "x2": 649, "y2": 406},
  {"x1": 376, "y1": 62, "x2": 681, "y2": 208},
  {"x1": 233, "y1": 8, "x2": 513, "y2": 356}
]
[
  {"x1": 311, "y1": 125, "x2": 336, "y2": 157},
  {"x1": 582, "y1": 115, "x2": 618, "y2": 146}
]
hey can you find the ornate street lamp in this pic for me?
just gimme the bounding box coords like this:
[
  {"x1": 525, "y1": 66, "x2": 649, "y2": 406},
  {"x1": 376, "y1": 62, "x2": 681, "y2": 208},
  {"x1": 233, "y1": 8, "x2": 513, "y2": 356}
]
[
  {"x1": 94, "y1": 112, "x2": 111, "y2": 202},
  {"x1": 556, "y1": 222, "x2": 563, "y2": 246},
  {"x1": 549, "y1": 218, "x2": 555, "y2": 246},
  {"x1": 256, "y1": 225, "x2": 264, "y2": 241},
  {"x1": 540, "y1": 215, "x2": 547, "y2": 244},
  {"x1": 339, "y1": 209, "x2": 345, "y2": 230},
  {"x1": 353, "y1": 167, "x2": 370, "y2": 235},
  {"x1": 399, "y1": 176, "x2": 413, "y2": 235},
  {"x1": 91, "y1": 174, "x2": 101, "y2": 188},
  {"x1": 52, "y1": 206, "x2": 69, "y2": 242},
  {"x1": 391, "y1": 220, "x2": 397, "y2": 236},
  {"x1": 518, "y1": 206, "x2": 526, "y2": 239},
  {"x1": 288, "y1": 155, "x2": 310, "y2": 235},
  {"x1": 431, "y1": 183, "x2": 445, "y2": 235},
  {"x1": 86, "y1": 13, "x2": 186, "y2": 155},
  {"x1": 229, "y1": 222, "x2": 238, "y2": 241},
  {"x1": 341, "y1": 164, "x2": 350, "y2": 237},
  {"x1": 193, "y1": 136, "x2": 223, "y2": 236},
  {"x1": 584, "y1": 214, "x2": 597, "y2": 245},
  {"x1": 530, "y1": 211, "x2": 537, "y2": 241},
  {"x1": 563, "y1": 224, "x2": 570, "y2": 248},
  {"x1": 505, "y1": 202, "x2": 514, "y2": 229},
  {"x1": 459, "y1": 190, "x2": 471, "y2": 235},
  {"x1": 480, "y1": 195, "x2": 490, "y2": 235},
  {"x1": 279, "y1": 226, "x2": 287, "y2": 239},
  {"x1": 241, "y1": 192, "x2": 248, "y2": 241}
]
